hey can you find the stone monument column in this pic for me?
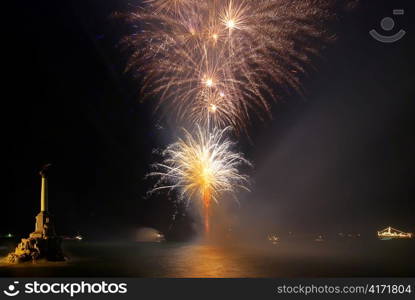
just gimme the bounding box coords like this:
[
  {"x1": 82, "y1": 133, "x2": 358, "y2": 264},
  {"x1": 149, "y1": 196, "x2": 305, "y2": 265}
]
[
  {"x1": 34, "y1": 163, "x2": 55, "y2": 236},
  {"x1": 40, "y1": 173, "x2": 48, "y2": 212}
]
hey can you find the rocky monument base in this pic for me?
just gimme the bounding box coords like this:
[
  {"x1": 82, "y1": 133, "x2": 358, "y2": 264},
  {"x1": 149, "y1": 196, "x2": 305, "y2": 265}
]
[{"x1": 7, "y1": 211, "x2": 65, "y2": 263}]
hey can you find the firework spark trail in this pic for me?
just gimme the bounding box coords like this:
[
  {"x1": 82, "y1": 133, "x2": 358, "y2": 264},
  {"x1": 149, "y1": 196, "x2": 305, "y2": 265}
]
[
  {"x1": 120, "y1": 0, "x2": 356, "y2": 235},
  {"x1": 148, "y1": 126, "x2": 250, "y2": 235},
  {"x1": 122, "y1": 0, "x2": 338, "y2": 131}
]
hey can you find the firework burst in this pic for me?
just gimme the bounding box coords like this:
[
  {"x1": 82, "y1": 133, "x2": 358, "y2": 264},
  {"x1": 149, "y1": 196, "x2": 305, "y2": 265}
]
[
  {"x1": 122, "y1": 0, "x2": 337, "y2": 131},
  {"x1": 148, "y1": 126, "x2": 250, "y2": 234}
]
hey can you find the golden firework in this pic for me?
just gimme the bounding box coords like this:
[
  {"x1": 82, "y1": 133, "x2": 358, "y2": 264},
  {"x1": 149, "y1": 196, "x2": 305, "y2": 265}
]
[
  {"x1": 122, "y1": 0, "x2": 335, "y2": 131},
  {"x1": 149, "y1": 126, "x2": 250, "y2": 234}
]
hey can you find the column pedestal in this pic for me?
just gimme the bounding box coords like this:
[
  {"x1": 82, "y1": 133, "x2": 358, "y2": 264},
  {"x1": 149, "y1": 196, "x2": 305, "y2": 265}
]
[{"x1": 7, "y1": 212, "x2": 64, "y2": 263}]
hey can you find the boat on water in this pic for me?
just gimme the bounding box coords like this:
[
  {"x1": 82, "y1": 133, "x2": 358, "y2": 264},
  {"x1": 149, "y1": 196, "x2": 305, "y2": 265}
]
[
  {"x1": 377, "y1": 226, "x2": 413, "y2": 240},
  {"x1": 267, "y1": 234, "x2": 280, "y2": 245}
]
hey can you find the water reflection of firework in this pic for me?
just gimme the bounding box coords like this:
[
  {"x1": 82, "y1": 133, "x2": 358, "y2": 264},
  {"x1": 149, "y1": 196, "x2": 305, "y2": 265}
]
[
  {"x1": 122, "y1": 0, "x2": 336, "y2": 131},
  {"x1": 149, "y1": 126, "x2": 250, "y2": 235}
]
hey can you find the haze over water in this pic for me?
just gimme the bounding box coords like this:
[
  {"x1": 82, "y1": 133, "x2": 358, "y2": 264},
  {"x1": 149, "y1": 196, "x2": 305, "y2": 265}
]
[{"x1": 1, "y1": 239, "x2": 414, "y2": 277}]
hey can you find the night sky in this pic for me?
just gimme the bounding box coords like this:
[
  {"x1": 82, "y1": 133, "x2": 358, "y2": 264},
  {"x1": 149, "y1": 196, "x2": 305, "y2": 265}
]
[{"x1": 3, "y1": 0, "x2": 415, "y2": 240}]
